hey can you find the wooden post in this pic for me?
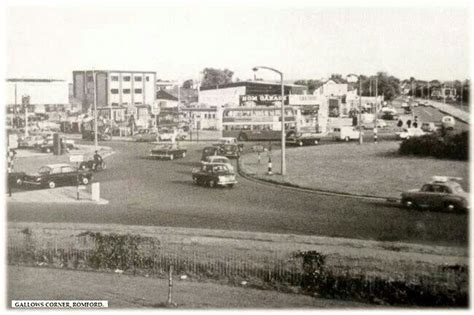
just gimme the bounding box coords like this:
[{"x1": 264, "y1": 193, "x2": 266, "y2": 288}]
[{"x1": 167, "y1": 265, "x2": 173, "y2": 305}]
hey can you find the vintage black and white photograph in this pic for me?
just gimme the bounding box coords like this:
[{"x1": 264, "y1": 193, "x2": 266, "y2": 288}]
[{"x1": 2, "y1": 0, "x2": 471, "y2": 310}]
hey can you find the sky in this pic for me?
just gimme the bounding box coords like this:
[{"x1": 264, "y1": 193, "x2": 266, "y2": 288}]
[{"x1": 4, "y1": 1, "x2": 472, "y2": 83}]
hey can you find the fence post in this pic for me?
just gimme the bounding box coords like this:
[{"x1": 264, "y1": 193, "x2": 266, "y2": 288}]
[{"x1": 167, "y1": 264, "x2": 173, "y2": 305}]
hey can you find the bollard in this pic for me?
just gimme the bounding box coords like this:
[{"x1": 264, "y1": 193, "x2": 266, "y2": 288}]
[
  {"x1": 267, "y1": 156, "x2": 273, "y2": 175},
  {"x1": 257, "y1": 151, "x2": 261, "y2": 164},
  {"x1": 91, "y1": 182, "x2": 100, "y2": 202},
  {"x1": 373, "y1": 128, "x2": 378, "y2": 144},
  {"x1": 167, "y1": 265, "x2": 173, "y2": 305}
]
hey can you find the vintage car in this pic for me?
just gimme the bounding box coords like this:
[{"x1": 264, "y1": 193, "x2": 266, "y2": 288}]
[
  {"x1": 213, "y1": 137, "x2": 244, "y2": 151},
  {"x1": 401, "y1": 176, "x2": 469, "y2": 213},
  {"x1": 133, "y1": 128, "x2": 158, "y2": 142},
  {"x1": 149, "y1": 143, "x2": 187, "y2": 160},
  {"x1": 421, "y1": 122, "x2": 439, "y2": 133},
  {"x1": 201, "y1": 146, "x2": 223, "y2": 161},
  {"x1": 333, "y1": 126, "x2": 361, "y2": 141},
  {"x1": 39, "y1": 138, "x2": 75, "y2": 153},
  {"x1": 22, "y1": 163, "x2": 93, "y2": 189},
  {"x1": 396, "y1": 128, "x2": 425, "y2": 140},
  {"x1": 441, "y1": 116, "x2": 456, "y2": 130},
  {"x1": 18, "y1": 135, "x2": 45, "y2": 148},
  {"x1": 202, "y1": 155, "x2": 234, "y2": 173},
  {"x1": 192, "y1": 163, "x2": 237, "y2": 188}
]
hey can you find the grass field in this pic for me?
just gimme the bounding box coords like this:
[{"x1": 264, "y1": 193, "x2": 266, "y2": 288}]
[{"x1": 241, "y1": 141, "x2": 469, "y2": 199}]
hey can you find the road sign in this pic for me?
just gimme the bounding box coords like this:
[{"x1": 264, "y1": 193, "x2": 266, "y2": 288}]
[{"x1": 69, "y1": 154, "x2": 84, "y2": 162}]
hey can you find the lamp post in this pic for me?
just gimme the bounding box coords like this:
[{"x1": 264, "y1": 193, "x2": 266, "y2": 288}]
[
  {"x1": 92, "y1": 71, "x2": 98, "y2": 150},
  {"x1": 347, "y1": 74, "x2": 363, "y2": 144},
  {"x1": 252, "y1": 66, "x2": 286, "y2": 176}
]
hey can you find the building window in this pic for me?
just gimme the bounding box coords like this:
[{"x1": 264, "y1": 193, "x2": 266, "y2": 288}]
[
  {"x1": 123, "y1": 76, "x2": 131, "y2": 82},
  {"x1": 111, "y1": 89, "x2": 119, "y2": 94},
  {"x1": 134, "y1": 88, "x2": 142, "y2": 94},
  {"x1": 134, "y1": 76, "x2": 142, "y2": 82},
  {"x1": 87, "y1": 75, "x2": 94, "y2": 82},
  {"x1": 123, "y1": 89, "x2": 131, "y2": 94},
  {"x1": 146, "y1": 76, "x2": 150, "y2": 81},
  {"x1": 111, "y1": 103, "x2": 119, "y2": 107},
  {"x1": 111, "y1": 76, "x2": 119, "y2": 81}
]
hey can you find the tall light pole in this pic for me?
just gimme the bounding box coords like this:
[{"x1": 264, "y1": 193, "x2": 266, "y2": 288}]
[
  {"x1": 347, "y1": 74, "x2": 363, "y2": 144},
  {"x1": 92, "y1": 71, "x2": 98, "y2": 149},
  {"x1": 253, "y1": 66, "x2": 286, "y2": 176}
]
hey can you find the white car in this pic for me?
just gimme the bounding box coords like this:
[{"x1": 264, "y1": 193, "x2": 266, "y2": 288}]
[
  {"x1": 396, "y1": 128, "x2": 426, "y2": 140},
  {"x1": 158, "y1": 128, "x2": 177, "y2": 142}
]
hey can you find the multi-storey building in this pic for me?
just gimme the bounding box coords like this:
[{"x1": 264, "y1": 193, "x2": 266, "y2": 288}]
[{"x1": 72, "y1": 70, "x2": 156, "y2": 123}]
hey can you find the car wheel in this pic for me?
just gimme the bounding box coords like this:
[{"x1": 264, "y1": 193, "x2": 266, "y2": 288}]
[
  {"x1": 208, "y1": 180, "x2": 216, "y2": 188},
  {"x1": 45, "y1": 148, "x2": 51, "y2": 153},
  {"x1": 192, "y1": 177, "x2": 198, "y2": 184},
  {"x1": 344, "y1": 136, "x2": 350, "y2": 142},
  {"x1": 298, "y1": 140, "x2": 303, "y2": 146},
  {"x1": 48, "y1": 181, "x2": 56, "y2": 189},
  {"x1": 182, "y1": 152, "x2": 186, "y2": 158},
  {"x1": 81, "y1": 177, "x2": 89, "y2": 185},
  {"x1": 314, "y1": 140, "x2": 319, "y2": 145},
  {"x1": 169, "y1": 154, "x2": 174, "y2": 160},
  {"x1": 16, "y1": 178, "x2": 23, "y2": 186}
]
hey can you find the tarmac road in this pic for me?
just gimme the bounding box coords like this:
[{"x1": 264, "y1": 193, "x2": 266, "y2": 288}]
[{"x1": 7, "y1": 140, "x2": 468, "y2": 247}]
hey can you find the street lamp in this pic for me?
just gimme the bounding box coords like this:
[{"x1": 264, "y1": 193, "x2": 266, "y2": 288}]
[
  {"x1": 91, "y1": 71, "x2": 98, "y2": 149},
  {"x1": 347, "y1": 73, "x2": 363, "y2": 145},
  {"x1": 252, "y1": 66, "x2": 286, "y2": 176}
]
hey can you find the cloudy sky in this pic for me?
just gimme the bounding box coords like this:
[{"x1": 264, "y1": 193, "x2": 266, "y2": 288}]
[{"x1": 5, "y1": 0, "x2": 471, "y2": 83}]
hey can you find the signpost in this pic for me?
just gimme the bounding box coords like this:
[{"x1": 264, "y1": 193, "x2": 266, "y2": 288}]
[{"x1": 70, "y1": 154, "x2": 84, "y2": 200}]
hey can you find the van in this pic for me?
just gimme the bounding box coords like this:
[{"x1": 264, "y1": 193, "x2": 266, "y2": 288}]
[{"x1": 333, "y1": 126, "x2": 361, "y2": 142}]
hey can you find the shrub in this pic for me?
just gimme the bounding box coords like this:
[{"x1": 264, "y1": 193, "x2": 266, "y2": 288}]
[{"x1": 399, "y1": 131, "x2": 468, "y2": 160}]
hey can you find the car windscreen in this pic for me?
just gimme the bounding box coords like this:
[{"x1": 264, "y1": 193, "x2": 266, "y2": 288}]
[{"x1": 38, "y1": 167, "x2": 51, "y2": 175}]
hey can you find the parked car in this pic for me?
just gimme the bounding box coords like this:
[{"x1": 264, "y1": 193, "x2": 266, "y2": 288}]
[
  {"x1": 192, "y1": 163, "x2": 237, "y2": 188},
  {"x1": 133, "y1": 128, "x2": 158, "y2": 142},
  {"x1": 363, "y1": 119, "x2": 387, "y2": 130},
  {"x1": 22, "y1": 163, "x2": 93, "y2": 189},
  {"x1": 421, "y1": 122, "x2": 439, "y2": 133},
  {"x1": 18, "y1": 135, "x2": 45, "y2": 148},
  {"x1": 401, "y1": 176, "x2": 469, "y2": 213},
  {"x1": 202, "y1": 155, "x2": 234, "y2": 173},
  {"x1": 149, "y1": 143, "x2": 187, "y2": 160},
  {"x1": 176, "y1": 128, "x2": 189, "y2": 140},
  {"x1": 39, "y1": 139, "x2": 75, "y2": 153},
  {"x1": 219, "y1": 144, "x2": 241, "y2": 159},
  {"x1": 201, "y1": 146, "x2": 223, "y2": 161},
  {"x1": 441, "y1": 116, "x2": 456, "y2": 130},
  {"x1": 396, "y1": 128, "x2": 425, "y2": 140},
  {"x1": 333, "y1": 126, "x2": 361, "y2": 141}
]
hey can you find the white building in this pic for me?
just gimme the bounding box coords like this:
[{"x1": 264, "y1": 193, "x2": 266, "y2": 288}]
[
  {"x1": 6, "y1": 79, "x2": 69, "y2": 113},
  {"x1": 72, "y1": 70, "x2": 156, "y2": 122},
  {"x1": 313, "y1": 79, "x2": 348, "y2": 98}
]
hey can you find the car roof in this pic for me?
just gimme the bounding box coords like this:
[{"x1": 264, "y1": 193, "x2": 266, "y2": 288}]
[
  {"x1": 207, "y1": 156, "x2": 229, "y2": 160},
  {"x1": 45, "y1": 163, "x2": 72, "y2": 168}
]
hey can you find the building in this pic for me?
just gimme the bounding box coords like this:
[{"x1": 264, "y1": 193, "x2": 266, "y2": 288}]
[
  {"x1": 198, "y1": 81, "x2": 307, "y2": 107},
  {"x1": 431, "y1": 87, "x2": 457, "y2": 101},
  {"x1": 312, "y1": 79, "x2": 348, "y2": 98},
  {"x1": 72, "y1": 70, "x2": 156, "y2": 123},
  {"x1": 181, "y1": 107, "x2": 221, "y2": 130},
  {"x1": 6, "y1": 78, "x2": 69, "y2": 113}
]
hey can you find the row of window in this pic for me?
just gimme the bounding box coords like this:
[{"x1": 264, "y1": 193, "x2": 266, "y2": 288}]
[
  {"x1": 110, "y1": 88, "x2": 142, "y2": 94},
  {"x1": 111, "y1": 102, "x2": 143, "y2": 106},
  {"x1": 110, "y1": 75, "x2": 150, "y2": 82},
  {"x1": 223, "y1": 109, "x2": 295, "y2": 117}
]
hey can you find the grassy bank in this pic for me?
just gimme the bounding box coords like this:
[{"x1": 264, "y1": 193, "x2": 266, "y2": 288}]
[{"x1": 7, "y1": 222, "x2": 468, "y2": 307}]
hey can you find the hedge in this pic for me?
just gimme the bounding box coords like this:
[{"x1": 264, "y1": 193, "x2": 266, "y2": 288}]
[{"x1": 399, "y1": 131, "x2": 468, "y2": 160}]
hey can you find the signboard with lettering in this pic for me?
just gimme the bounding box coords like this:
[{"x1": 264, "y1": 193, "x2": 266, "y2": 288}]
[{"x1": 239, "y1": 95, "x2": 289, "y2": 106}]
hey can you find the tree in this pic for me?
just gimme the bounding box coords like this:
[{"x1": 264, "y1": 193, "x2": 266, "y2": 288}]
[
  {"x1": 201, "y1": 68, "x2": 234, "y2": 88},
  {"x1": 182, "y1": 79, "x2": 194, "y2": 89},
  {"x1": 294, "y1": 79, "x2": 322, "y2": 94}
]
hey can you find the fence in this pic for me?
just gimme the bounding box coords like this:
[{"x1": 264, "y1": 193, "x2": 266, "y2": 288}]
[{"x1": 6, "y1": 228, "x2": 469, "y2": 306}]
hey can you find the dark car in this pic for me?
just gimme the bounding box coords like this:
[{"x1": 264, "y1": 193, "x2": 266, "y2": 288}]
[
  {"x1": 218, "y1": 144, "x2": 241, "y2": 158},
  {"x1": 201, "y1": 146, "x2": 223, "y2": 161},
  {"x1": 22, "y1": 163, "x2": 93, "y2": 189},
  {"x1": 401, "y1": 176, "x2": 469, "y2": 213},
  {"x1": 192, "y1": 163, "x2": 237, "y2": 188},
  {"x1": 39, "y1": 139, "x2": 75, "y2": 153},
  {"x1": 82, "y1": 130, "x2": 112, "y2": 141},
  {"x1": 149, "y1": 143, "x2": 187, "y2": 160}
]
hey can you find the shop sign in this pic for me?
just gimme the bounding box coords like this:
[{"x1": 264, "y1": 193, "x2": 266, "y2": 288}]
[{"x1": 240, "y1": 95, "x2": 289, "y2": 106}]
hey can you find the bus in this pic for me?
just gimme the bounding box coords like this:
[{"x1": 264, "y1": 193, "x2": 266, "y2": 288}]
[{"x1": 222, "y1": 107, "x2": 300, "y2": 141}]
